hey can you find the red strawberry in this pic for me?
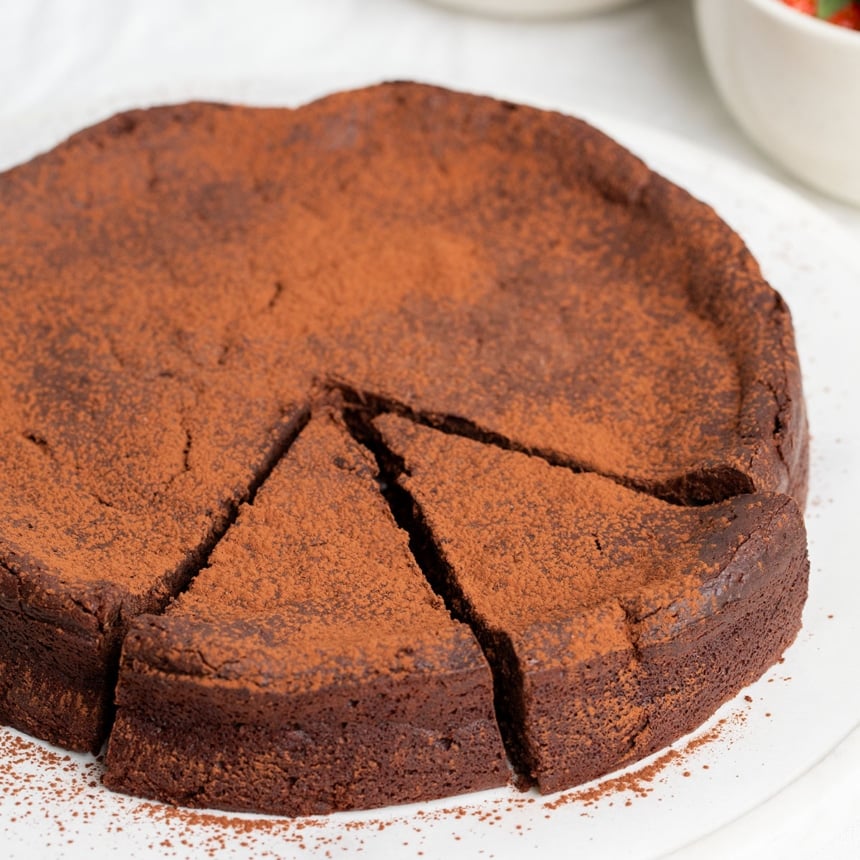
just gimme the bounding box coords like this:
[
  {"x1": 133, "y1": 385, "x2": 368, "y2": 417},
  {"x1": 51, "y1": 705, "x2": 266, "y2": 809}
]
[
  {"x1": 828, "y1": 2, "x2": 860, "y2": 28},
  {"x1": 781, "y1": 0, "x2": 817, "y2": 13}
]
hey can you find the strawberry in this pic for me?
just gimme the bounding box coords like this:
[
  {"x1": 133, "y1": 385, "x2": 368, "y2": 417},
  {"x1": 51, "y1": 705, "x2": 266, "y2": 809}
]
[
  {"x1": 828, "y1": 2, "x2": 860, "y2": 29},
  {"x1": 781, "y1": 0, "x2": 817, "y2": 13},
  {"x1": 780, "y1": 0, "x2": 860, "y2": 29}
]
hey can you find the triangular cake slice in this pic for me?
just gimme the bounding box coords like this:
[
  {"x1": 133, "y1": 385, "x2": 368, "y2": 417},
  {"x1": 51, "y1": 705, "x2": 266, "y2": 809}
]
[
  {"x1": 0, "y1": 389, "x2": 307, "y2": 753},
  {"x1": 104, "y1": 411, "x2": 507, "y2": 815},
  {"x1": 373, "y1": 414, "x2": 808, "y2": 793}
]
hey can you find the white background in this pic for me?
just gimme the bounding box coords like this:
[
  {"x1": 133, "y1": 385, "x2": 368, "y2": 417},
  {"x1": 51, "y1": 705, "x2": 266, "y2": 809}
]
[
  {"x1": 1, "y1": 0, "x2": 858, "y2": 238},
  {"x1": 1, "y1": 2, "x2": 858, "y2": 858}
]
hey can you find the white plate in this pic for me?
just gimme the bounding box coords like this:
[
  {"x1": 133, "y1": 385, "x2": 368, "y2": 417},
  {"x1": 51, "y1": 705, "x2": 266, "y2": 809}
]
[{"x1": 1, "y1": 97, "x2": 858, "y2": 860}]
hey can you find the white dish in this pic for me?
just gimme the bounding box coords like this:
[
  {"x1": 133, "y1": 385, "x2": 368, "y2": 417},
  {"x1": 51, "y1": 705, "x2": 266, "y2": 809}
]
[
  {"x1": 695, "y1": 0, "x2": 860, "y2": 206},
  {"x1": 422, "y1": 0, "x2": 640, "y2": 17},
  {"x1": 1, "y1": 99, "x2": 858, "y2": 859}
]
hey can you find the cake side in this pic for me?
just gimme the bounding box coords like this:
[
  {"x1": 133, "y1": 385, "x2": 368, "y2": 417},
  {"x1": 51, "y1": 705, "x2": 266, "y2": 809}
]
[
  {"x1": 106, "y1": 617, "x2": 504, "y2": 815},
  {"x1": 617, "y1": 493, "x2": 809, "y2": 765},
  {"x1": 0, "y1": 433, "x2": 196, "y2": 751},
  {"x1": 515, "y1": 493, "x2": 808, "y2": 792},
  {"x1": 104, "y1": 411, "x2": 507, "y2": 814},
  {"x1": 0, "y1": 558, "x2": 124, "y2": 751}
]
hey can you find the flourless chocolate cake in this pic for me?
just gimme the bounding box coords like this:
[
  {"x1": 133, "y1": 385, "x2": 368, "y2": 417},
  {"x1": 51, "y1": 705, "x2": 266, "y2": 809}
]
[
  {"x1": 104, "y1": 410, "x2": 507, "y2": 814},
  {"x1": 0, "y1": 82, "x2": 808, "y2": 815},
  {"x1": 371, "y1": 415, "x2": 808, "y2": 794}
]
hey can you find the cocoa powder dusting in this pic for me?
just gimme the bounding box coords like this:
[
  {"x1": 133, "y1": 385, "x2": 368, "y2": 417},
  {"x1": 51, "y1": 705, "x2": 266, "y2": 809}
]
[
  {"x1": 1, "y1": 708, "x2": 749, "y2": 856},
  {"x1": 0, "y1": 82, "x2": 809, "y2": 822}
]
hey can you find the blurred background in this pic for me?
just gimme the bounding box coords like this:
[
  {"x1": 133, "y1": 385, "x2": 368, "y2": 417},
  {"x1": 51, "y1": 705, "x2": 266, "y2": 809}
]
[{"x1": 1, "y1": 0, "x2": 858, "y2": 230}]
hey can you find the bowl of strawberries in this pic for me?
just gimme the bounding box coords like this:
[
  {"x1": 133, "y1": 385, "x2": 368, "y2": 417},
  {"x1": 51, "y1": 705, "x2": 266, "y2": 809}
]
[{"x1": 695, "y1": 0, "x2": 860, "y2": 204}]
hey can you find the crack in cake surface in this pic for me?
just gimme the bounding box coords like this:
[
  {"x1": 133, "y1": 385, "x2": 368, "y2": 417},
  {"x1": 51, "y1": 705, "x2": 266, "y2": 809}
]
[
  {"x1": 332, "y1": 381, "x2": 756, "y2": 507},
  {"x1": 342, "y1": 407, "x2": 539, "y2": 788}
]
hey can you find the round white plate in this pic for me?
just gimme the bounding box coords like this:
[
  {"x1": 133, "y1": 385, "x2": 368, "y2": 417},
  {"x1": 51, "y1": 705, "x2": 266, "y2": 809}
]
[{"x1": 1, "y1": 94, "x2": 858, "y2": 860}]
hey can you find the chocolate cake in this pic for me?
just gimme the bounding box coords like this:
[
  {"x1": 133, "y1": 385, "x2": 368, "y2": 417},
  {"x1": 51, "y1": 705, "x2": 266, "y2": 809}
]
[
  {"x1": 0, "y1": 81, "x2": 808, "y2": 815},
  {"x1": 104, "y1": 410, "x2": 507, "y2": 814},
  {"x1": 370, "y1": 415, "x2": 808, "y2": 793}
]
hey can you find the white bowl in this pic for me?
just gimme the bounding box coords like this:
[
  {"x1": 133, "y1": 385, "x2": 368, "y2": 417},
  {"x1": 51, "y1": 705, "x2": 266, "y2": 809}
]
[
  {"x1": 426, "y1": 0, "x2": 640, "y2": 18},
  {"x1": 695, "y1": 0, "x2": 860, "y2": 206}
]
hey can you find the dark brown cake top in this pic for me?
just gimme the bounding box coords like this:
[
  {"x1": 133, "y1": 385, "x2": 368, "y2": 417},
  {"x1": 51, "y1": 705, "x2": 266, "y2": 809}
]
[
  {"x1": 0, "y1": 81, "x2": 805, "y2": 619},
  {"x1": 128, "y1": 411, "x2": 487, "y2": 693},
  {"x1": 374, "y1": 414, "x2": 800, "y2": 639}
]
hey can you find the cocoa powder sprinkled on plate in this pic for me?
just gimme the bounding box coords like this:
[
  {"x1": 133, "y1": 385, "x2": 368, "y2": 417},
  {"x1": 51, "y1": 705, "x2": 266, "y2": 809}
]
[{"x1": 2, "y1": 708, "x2": 748, "y2": 856}]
